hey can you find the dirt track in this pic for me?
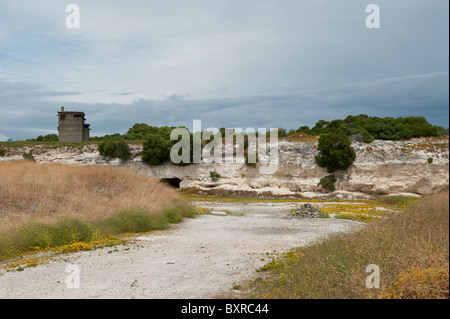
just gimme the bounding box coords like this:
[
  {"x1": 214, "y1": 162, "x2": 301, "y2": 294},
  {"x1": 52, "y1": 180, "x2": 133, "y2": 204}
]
[{"x1": 0, "y1": 200, "x2": 360, "y2": 299}]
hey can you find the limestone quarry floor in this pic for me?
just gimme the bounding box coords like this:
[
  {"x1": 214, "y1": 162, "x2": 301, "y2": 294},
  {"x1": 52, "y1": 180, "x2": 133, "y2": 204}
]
[{"x1": 0, "y1": 200, "x2": 362, "y2": 299}]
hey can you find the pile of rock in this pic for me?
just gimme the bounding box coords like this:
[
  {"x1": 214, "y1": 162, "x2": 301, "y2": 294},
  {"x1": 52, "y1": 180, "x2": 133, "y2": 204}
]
[{"x1": 290, "y1": 203, "x2": 326, "y2": 218}]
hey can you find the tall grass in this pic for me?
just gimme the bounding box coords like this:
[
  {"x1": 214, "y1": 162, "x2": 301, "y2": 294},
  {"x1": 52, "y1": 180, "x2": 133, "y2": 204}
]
[
  {"x1": 246, "y1": 193, "x2": 449, "y2": 299},
  {"x1": 0, "y1": 161, "x2": 196, "y2": 260}
]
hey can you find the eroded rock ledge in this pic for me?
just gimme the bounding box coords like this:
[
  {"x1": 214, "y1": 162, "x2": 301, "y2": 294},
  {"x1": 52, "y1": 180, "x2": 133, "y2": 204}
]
[{"x1": 1, "y1": 137, "x2": 448, "y2": 199}]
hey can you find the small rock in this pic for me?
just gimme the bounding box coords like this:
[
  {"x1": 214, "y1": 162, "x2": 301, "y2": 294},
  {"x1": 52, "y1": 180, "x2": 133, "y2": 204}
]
[{"x1": 289, "y1": 203, "x2": 325, "y2": 218}]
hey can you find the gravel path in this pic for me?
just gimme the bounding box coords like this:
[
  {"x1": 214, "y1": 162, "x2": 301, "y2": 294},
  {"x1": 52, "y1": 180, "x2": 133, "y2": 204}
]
[{"x1": 0, "y1": 201, "x2": 360, "y2": 299}]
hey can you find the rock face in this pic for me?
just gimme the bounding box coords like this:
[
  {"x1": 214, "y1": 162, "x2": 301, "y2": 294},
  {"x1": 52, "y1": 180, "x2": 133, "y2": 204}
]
[{"x1": 1, "y1": 137, "x2": 448, "y2": 199}]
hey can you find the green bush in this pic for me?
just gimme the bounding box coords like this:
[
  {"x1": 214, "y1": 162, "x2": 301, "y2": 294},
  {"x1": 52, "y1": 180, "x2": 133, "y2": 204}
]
[
  {"x1": 427, "y1": 157, "x2": 433, "y2": 164},
  {"x1": 142, "y1": 134, "x2": 173, "y2": 165},
  {"x1": 13, "y1": 218, "x2": 95, "y2": 252},
  {"x1": 98, "y1": 140, "x2": 131, "y2": 160},
  {"x1": 48, "y1": 218, "x2": 95, "y2": 246},
  {"x1": 298, "y1": 115, "x2": 439, "y2": 141},
  {"x1": 0, "y1": 146, "x2": 6, "y2": 157},
  {"x1": 116, "y1": 141, "x2": 131, "y2": 160},
  {"x1": 315, "y1": 132, "x2": 356, "y2": 173},
  {"x1": 210, "y1": 170, "x2": 221, "y2": 181},
  {"x1": 98, "y1": 140, "x2": 118, "y2": 158},
  {"x1": 125, "y1": 123, "x2": 173, "y2": 141},
  {"x1": 171, "y1": 198, "x2": 198, "y2": 219},
  {"x1": 15, "y1": 222, "x2": 52, "y2": 250},
  {"x1": 318, "y1": 175, "x2": 337, "y2": 192},
  {"x1": 26, "y1": 134, "x2": 59, "y2": 142},
  {"x1": 164, "y1": 208, "x2": 184, "y2": 223},
  {"x1": 22, "y1": 151, "x2": 35, "y2": 162},
  {"x1": 105, "y1": 209, "x2": 160, "y2": 233}
]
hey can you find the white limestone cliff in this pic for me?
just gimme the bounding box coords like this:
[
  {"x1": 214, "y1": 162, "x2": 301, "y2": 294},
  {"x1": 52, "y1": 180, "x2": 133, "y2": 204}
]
[{"x1": 1, "y1": 137, "x2": 448, "y2": 199}]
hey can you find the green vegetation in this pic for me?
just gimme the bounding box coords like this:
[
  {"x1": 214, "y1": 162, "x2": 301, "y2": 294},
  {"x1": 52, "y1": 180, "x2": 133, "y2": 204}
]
[
  {"x1": 142, "y1": 133, "x2": 173, "y2": 165},
  {"x1": 0, "y1": 146, "x2": 6, "y2": 157},
  {"x1": 294, "y1": 114, "x2": 443, "y2": 142},
  {"x1": 26, "y1": 134, "x2": 59, "y2": 142},
  {"x1": 22, "y1": 151, "x2": 35, "y2": 162},
  {"x1": 428, "y1": 157, "x2": 434, "y2": 164},
  {"x1": 315, "y1": 132, "x2": 356, "y2": 173},
  {"x1": 375, "y1": 195, "x2": 420, "y2": 207},
  {"x1": 318, "y1": 175, "x2": 337, "y2": 192},
  {"x1": 0, "y1": 199, "x2": 197, "y2": 261},
  {"x1": 210, "y1": 170, "x2": 221, "y2": 181},
  {"x1": 6, "y1": 115, "x2": 447, "y2": 170},
  {"x1": 98, "y1": 140, "x2": 131, "y2": 160},
  {"x1": 0, "y1": 161, "x2": 198, "y2": 262},
  {"x1": 245, "y1": 194, "x2": 449, "y2": 299},
  {"x1": 116, "y1": 141, "x2": 132, "y2": 160}
]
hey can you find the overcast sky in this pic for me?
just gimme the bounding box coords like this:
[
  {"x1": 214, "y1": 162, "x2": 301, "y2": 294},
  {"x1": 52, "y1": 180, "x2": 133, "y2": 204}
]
[{"x1": 0, "y1": 0, "x2": 448, "y2": 141}]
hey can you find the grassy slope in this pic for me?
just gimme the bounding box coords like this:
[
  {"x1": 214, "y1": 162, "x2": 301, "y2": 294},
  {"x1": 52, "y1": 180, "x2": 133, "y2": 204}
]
[
  {"x1": 245, "y1": 194, "x2": 449, "y2": 299},
  {"x1": 0, "y1": 161, "x2": 196, "y2": 260}
]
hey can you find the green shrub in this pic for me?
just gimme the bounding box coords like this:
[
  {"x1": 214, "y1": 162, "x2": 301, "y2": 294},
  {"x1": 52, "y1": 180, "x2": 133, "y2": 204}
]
[
  {"x1": 26, "y1": 134, "x2": 59, "y2": 142},
  {"x1": 210, "y1": 170, "x2": 221, "y2": 181},
  {"x1": 48, "y1": 218, "x2": 95, "y2": 246},
  {"x1": 168, "y1": 198, "x2": 198, "y2": 219},
  {"x1": 12, "y1": 218, "x2": 95, "y2": 252},
  {"x1": 0, "y1": 146, "x2": 6, "y2": 157},
  {"x1": 427, "y1": 157, "x2": 433, "y2": 164},
  {"x1": 164, "y1": 208, "x2": 183, "y2": 223},
  {"x1": 98, "y1": 140, "x2": 118, "y2": 158},
  {"x1": 315, "y1": 132, "x2": 356, "y2": 173},
  {"x1": 15, "y1": 222, "x2": 52, "y2": 250},
  {"x1": 298, "y1": 115, "x2": 439, "y2": 141},
  {"x1": 142, "y1": 134, "x2": 172, "y2": 165},
  {"x1": 98, "y1": 140, "x2": 131, "y2": 160},
  {"x1": 106, "y1": 209, "x2": 159, "y2": 233},
  {"x1": 22, "y1": 151, "x2": 35, "y2": 162},
  {"x1": 318, "y1": 175, "x2": 337, "y2": 192},
  {"x1": 116, "y1": 141, "x2": 131, "y2": 160}
]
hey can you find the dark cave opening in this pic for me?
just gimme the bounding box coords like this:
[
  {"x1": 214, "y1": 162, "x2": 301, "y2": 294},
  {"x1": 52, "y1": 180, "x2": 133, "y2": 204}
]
[{"x1": 160, "y1": 178, "x2": 182, "y2": 189}]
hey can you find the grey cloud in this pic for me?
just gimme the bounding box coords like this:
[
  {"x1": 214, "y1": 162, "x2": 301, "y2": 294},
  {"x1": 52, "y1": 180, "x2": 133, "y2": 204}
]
[
  {"x1": 0, "y1": 0, "x2": 448, "y2": 140},
  {"x1": 1, "y1": 71, "x2": 448, "y2": 140}
]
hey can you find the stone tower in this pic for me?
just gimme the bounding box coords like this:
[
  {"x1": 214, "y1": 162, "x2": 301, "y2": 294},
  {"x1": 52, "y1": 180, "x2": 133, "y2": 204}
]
[{"x1": 57, "y1": 106, "x2": 90, "y2": 142}]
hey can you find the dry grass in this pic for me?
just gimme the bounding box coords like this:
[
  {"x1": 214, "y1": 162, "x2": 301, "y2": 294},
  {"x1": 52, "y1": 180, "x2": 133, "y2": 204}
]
[
  {"x1": 245, "y1": 193, "x2": 449, "y2": 299},
  {"x1": 0, "y1": 161, "x2": 181, "y2": 232},
  {"x1": 282, "y1": 132, "x2": 319, "y2": 143},
  {"x1": 0, "y1": 161, "x2": 197, "y2": 260}
]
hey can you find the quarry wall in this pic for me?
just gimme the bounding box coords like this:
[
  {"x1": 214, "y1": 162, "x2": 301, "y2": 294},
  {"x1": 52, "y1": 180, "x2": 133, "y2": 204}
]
[{"x1": 1, "y1": 137, "x2": 448, "y2": 199}]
